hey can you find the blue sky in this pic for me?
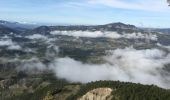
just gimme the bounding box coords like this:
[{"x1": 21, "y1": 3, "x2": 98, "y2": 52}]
[{"x1": 0, "y1": 0, "x2": 170, "y2": 27}]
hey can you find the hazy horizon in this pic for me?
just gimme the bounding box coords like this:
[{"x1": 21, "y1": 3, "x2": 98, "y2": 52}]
[{"x1": 0, "y1": 0, "x2": 170, "y2": 28}]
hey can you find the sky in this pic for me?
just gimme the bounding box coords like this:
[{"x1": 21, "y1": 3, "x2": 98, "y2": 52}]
[{"x1": 0, "y1": 0, "x2": 170, "y2": 27}]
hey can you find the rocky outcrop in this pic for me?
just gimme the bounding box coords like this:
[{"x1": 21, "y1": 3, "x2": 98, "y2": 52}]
[{"x1": 78, "y1": 88, "x2": 113, "y2": 100}]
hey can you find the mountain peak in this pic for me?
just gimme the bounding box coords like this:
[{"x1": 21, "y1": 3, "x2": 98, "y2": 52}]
[{"x1": 105, "y1": 22, "x2": 136, "y2": 29}]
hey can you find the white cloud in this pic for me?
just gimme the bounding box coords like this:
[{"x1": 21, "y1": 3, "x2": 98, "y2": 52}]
[
  {"x1": 51, "y1": 31, "x2": 121, "y2": 38},
  {"x1": 46, "y1": 45, "x2": 59, "y2": 59},
  {"x1": 49, "y1": 47, "x2": 170, "y2": 89},
  {"x1": 8, "y1": 45, "x2": 21, "y2": 50},
  {"x1": 51, "y1": 31, "x2": 157, "y2": 40},
  {"x1": 26, "y1": 34, "x2": 47, "y2": 40},
  {"x1": 0, "y1": 39, "x2": 22, "y2": 50},
  {"x1": 157, "y1": 43, "x2": 170, "y2": 51},
  {"x1": 0, "y1": 39, "x2": 14, "y2": 46},
  {"x1": 19, "y1": 57, "x2": 47, "y2": 72},
  {"x1": 15, "y1": 41, "x2": 170, "y2": 88},
  {"x1": 88, "y1": 0, "x2": 169, "y2": 12}
]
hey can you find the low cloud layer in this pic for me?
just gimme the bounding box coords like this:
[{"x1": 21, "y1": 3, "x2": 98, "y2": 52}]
[
  {"x1": 0, "y1": 39, "x2": 13, "y2": 46},
  {"x1": 0, "y1": 39, "x2": 21, "y2": 50},
  {"x1": 8, "y1": 45, "x2": 21, "y2": 50},
  {"x1": 49, "y1": 47, "x2": 170, "y2": 89},
  {"x1": 16, "y1": 45, "x2": 170, "y2": 88},
  {"x1": 26, "y1": 34, "x2": 47, "y2": 40},
  {"x1": 19, "y1": 57, "x2": 47, "y2": 73},
  {"x1": 50, "y1": 31, "x2": 157, "y2": 40},
  {"x1": 157, "y1": 43, "x2": 170, "y2": 51},
  {"x1": 9, "y1": 32, "x2": 169, "y2": 89}
]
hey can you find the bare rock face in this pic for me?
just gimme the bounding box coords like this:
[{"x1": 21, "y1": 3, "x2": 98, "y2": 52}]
[{"x1": 78, "y1": 88, "x2": 113, "y2": 100}]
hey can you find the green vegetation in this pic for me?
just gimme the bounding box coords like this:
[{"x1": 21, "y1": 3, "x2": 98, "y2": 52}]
[
  {"x1": 5, "y1": 80, "x2": 170, "y2": 100},
  {"x1": 67, "y1": 81, "x2": 170, "y2": 100},
  {"x1": 0, "y1": 73, "x2": 69, "y2": 100}
]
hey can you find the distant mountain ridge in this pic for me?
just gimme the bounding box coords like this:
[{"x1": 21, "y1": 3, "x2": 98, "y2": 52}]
[
  {"x1": 0, "y1": 20, "x2": 38, "y2": 30},
  {"x1": 0, "y1": 25, "x2": 18, "y2": 35},
  {"x1": 49, "y1": 22, "x2": 137, "y2": 31},
  {"x1": 27, "y1": 22, "x2": 139, "y2": 35},
  {"x1": 1, "y1": 20, "x2": 170, "y2": 36},
  {"x1": 152, "y1": 28, "x2": 170, "y2": 34}
]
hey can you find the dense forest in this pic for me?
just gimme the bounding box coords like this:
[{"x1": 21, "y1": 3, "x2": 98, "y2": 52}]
[{"x1": 67, "y1": 81, "x2": 170, "y2": 100}]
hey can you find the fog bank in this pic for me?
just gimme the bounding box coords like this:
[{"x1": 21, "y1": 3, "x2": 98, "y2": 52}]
[
  {"x1": 51, "y1": 31, "x2": 157, "y2": 40},
  {"x1": 49, "y1": 47, "x2": 170, "y2": 88}
]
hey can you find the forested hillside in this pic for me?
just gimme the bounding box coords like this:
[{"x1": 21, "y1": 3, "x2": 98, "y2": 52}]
[{"x1": 67, "y1": 81, "x2": 170, "y2": 100}]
